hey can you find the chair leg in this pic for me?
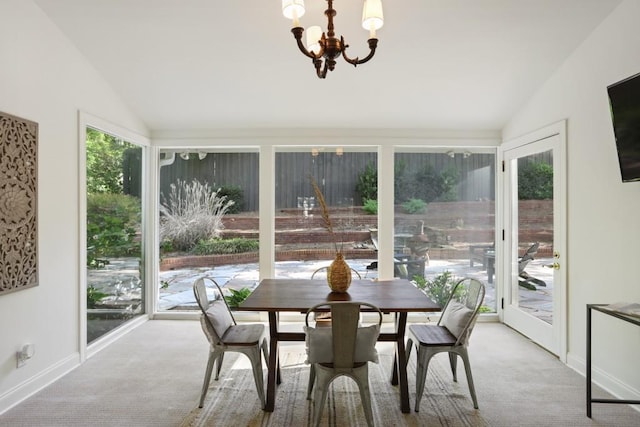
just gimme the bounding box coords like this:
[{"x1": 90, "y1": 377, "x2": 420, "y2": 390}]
[
  {"x1": 199, "y1": 349, "x2": 217, "y2": 408},
  {"x1": 459, "y1": 348, "x2": 479, "y2": 409},
  {"x1": 354, "y1": 366, "x2": 374, "y2": 427},
  {"x1": 247, "y1": 348, "x2": 266, "y2": 409},
  {"x1": 414, "y1": 347, "x2": 435, "y2": 412},
  {"x1": 448, "y1": 351, "x2": 458, "y2": 382},
  {"x1": 312, "y1": 368, "x2": 331, "y2": 427},
  {"x1": 215, "y1": 352, "x2": 224, "y2": 380},
  {"x1": 307, "y1": 364, "x2": 316, "y2": 400},
  {"x1": 405, "y1": 338, "x2": 413, "y2": 363},
  {"x1": 261, "y1": 338, "x2": 269, "y2": 364}
]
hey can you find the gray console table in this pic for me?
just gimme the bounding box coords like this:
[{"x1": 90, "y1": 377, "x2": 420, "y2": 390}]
[{"x1": 586, "y1": 304, "x2": 640, "y2": 417}]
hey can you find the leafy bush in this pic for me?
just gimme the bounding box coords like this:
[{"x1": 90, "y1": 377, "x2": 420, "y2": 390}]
[
  {"x1": 86, "y1": 128, "x2": 130, "y2": 194},
  {"x1": 394, "y1": 159, "x2": 412, "y2": 202},
  {"x1": 192, "y1": 238, "x2": 259, "y2": 255},
  {"x1": 402, "y1": 198, "x2": 427, "y2": 214},
  {"x1": 413, "y1": 271, "x2": 464, "y2": 307},
  {"x1": 87, "y1": 285, "x2": 109, "y2": 309},
  {"x1": 355, "y1": 161, "x2": 378, "y2": 204},
  {"x1": 518, "y1": 162, "x2": 553, "y2": 199},
  {"x1": 159, "y1": 179, "x2": 235, "y2": 252},
  {"x1": 414, "y1": 165, "x2": 459, "y2": 203},
  {"x1": 224, "y1": 287, "x2": 252, "y2": 309},
  {"x1": 217, "y1": 185, "x2": 244, "y2": 214},
  {"x1": 87, "y1": 193, "x2": 141, "y2": 268},
  {"x1": 362, "y1": 199, "x2": 378, "y2": 215}
]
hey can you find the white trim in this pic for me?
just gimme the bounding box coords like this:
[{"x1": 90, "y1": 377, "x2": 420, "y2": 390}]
[
  {"x1": 567, "y1": 352, "x2": 640, "y2": 411},
  {"x1": 499, "y1": 120, "x2": 567, "y2": 362},
  {"x1": 78, "y1": 111, "x2": 151, "y2": 361},
  {"x1": 0, "y1": 354, "x2": 78, "y2": 416}
]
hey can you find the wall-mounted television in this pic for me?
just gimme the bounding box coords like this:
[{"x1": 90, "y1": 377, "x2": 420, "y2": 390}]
[{"x1": 608, "y1": 72, "x2": 640, "y2": 182}]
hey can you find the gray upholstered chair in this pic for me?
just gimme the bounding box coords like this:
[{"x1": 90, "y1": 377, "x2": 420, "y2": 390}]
[
  {"x1": 193, "y1": 277, "x2": 269, "y2": 409},
  {"x1": 304, "y1": 301, "x2": 383, "y2": 427},
  {"x1": 406, "y1": 277, "x2": 485, "y2": 412}
]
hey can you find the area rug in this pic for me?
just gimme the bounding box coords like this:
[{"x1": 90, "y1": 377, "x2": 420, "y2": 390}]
[{"x1": 181, "y1": 344, "x2": 488, "y2": 427}]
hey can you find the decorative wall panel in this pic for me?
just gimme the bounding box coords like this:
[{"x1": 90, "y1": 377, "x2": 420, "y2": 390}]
[{"x1": 0, "y1": 112, "x2": 38, "y2": 295}]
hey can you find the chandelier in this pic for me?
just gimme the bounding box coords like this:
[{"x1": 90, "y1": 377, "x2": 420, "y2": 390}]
[{"x1": 282, "y1": 0, "x2": 384, "y2": 79}]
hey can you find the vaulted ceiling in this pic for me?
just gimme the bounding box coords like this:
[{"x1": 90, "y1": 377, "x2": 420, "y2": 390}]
[{"x1": 33, "y1": 0, "x2": 621, "y2": 132}]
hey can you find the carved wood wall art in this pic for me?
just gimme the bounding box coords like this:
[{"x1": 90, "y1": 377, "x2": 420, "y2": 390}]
[{"x1": 0, "y1": 112, "x2": 38, "y2": 295}]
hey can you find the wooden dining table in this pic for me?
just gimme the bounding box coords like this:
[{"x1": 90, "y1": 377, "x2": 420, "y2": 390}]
[{"x1": 237, "y1": 278, "x2": 440, "y2": 413}]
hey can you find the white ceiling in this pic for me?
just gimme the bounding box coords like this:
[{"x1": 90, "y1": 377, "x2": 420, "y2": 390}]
[{"x1": 33, "y1": 0, "x2": 621, "y2": 132}]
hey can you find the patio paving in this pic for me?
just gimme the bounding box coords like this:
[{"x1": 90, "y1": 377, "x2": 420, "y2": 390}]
[
  {"x1": 154, "y1": 255, "x2": 554, "y2": 319},
  {"x1": 87, "y1": 254, "x2": 554, "y2": 321}
]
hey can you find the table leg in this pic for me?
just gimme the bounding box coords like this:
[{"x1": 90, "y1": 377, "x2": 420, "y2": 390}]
[
  {"x1": 395, "y1": 312, "x2": 410, "y2": 413},
  {"x1": 586, "y1": 305, "x2": 592, "y2": 418},
  {"x1": 265, "y1": 311, "x2": 279, "y2": 412}
]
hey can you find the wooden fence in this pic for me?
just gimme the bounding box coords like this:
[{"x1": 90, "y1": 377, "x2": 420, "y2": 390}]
[{"x1": 154, "y1": 151, "x2": 498, "y2": 211}]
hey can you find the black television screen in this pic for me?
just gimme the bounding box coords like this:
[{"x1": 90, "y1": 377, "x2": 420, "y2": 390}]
[{"x1": 608, "y1": 72, "x2": 640, "y2": 182}]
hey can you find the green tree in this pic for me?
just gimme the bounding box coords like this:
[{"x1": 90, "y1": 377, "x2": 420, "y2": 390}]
[
  {"x1": 86, "y1": 128, "x2": 128, "y2": 194},
  {"x1": 518, "y1": 162, "x2": 553, "y2": 199},
  {"x1": 355, "y1": 161, "x2": 378, "y2": 204}
]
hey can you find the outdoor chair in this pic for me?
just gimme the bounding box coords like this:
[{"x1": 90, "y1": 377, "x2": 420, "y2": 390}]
[
  {"x1": 406, "y1": 277, "x2": 485, "y2": 412},
  {"x1": 304, "y1": 301, "x2": 383, "y2": 427},
  {"x1": 393, "y1": 256, "x2": 427, "y2": 281},
  {"x1": 518, "y1": 242, "x2": 546, "y2": 289},
  {"x1": 193, "y1": 277, "x2": 269, "y2": 409}
]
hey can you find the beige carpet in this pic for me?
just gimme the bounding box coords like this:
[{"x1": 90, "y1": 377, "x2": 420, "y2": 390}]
[
  {"x1": 2, "y1": 321, "x2": 639, "y2": 426},
  {"x1": 181, "y1": 343, "x2": 487, "y2": 427}
]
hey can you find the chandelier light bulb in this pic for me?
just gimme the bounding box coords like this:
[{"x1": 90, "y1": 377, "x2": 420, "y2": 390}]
[
  {"x1": 362, "y1": 0, "x2": 384, "y2": 38},
  {"x1": 306, "y1": 26, "x2": 322, "y2": 53},
  {"x1": 282, "y1": 0, "x2": 305, "y2": 22}
]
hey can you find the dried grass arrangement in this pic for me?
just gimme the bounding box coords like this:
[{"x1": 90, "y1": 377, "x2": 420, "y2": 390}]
[{"x1": 309, "y1": 176, "x2": 351, "y2": 292}]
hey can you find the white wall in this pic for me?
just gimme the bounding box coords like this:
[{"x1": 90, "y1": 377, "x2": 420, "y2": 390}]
[
  {"x1": 503, "y1": 0, "x2": 640, "y2": 399},
  {"x1": 0, "y1": 0, "x2": 148, "y2": 412}
]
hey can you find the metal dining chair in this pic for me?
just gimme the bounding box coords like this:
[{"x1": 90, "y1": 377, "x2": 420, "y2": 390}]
[
  {"x1": 304, "y1": 301, "x2": 383, "y2": 427},
  {"x1": 193, "y1": 277, "x2": 269, "y2": 408},
  {"x1": 310, "y1": 266, "x2": 362, "y2": 326},
  {"x1": 406, "y1": 277, "x2": 485, "y2": 411}
]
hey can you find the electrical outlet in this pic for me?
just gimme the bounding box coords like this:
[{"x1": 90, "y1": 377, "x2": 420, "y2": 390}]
[{"x1": 16, "y1": 344, "x2": 34, "y2": 368}]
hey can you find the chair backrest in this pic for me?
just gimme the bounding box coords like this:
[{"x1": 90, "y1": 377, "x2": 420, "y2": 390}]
[
  {"x1": 522, "y1": 242, "x2": 539, "y2": 258},
  {"x1": 437, "y1": 278, "x2": 485, "y2": 346},
  {"x1": 304, "y1": 302, "x2": 382, "y2": 369},
  {"x1": 311, "y1": 266, "x2": 362, "y2": 280},
  {"x1": 193, "y1": 277, "x2": 236, "y2": 345},
  {"x1": 394, "y1": 258, "x2": 426, "y2": 280}
]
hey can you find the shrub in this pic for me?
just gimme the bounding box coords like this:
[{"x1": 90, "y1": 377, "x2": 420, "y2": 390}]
[
  {"x1": 355, "y1": 161, "x2": 378, "y2": 204},
  {"x1": 362, "y1": 199, "x2": 378, "y2": 215},
  {"x1": 414, "y1": 164, "x2": 459, "y2": 203},
  {"x1": 402, "y1": 198, "x2": 427, "y2": 214},
  {"x1": 224, "y1": 287, "x2": 252, "y2": 309},
  {"x1": 192, "y1": 237, "x2": 259, "y2": 255},
  {"x1": 87, "y1": 193, "x2": 141, "y2": 268},
  {"x1": 159, "y1": 179, "x2": 235, "y2": 252},
  {"x1": 518, "y1": 161, "x2": 553, "y2": 199},
  {"x1": 413, "y1": 271, "x2": 464, "y2": 307},
  {"x1": 87, "y1": 285, "x2": 109, "y2": 309},
  {"x1": 217, "y1": 185, "x2": 244, "y2": 214}
]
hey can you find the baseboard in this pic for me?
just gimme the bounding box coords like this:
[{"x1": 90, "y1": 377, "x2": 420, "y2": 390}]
[
  {"x1": 0, "y1": 353, "x2": 79, "y2": 416},
  {"x1": 567, "y1": 351, "x2": 640, "y2": 411}
]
